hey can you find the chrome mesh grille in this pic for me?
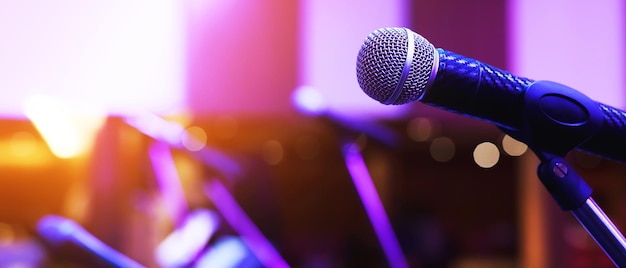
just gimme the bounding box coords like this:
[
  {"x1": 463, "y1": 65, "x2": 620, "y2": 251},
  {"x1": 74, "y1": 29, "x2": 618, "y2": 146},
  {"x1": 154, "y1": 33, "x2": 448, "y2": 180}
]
[{"x1": 356, "y1": 27, "x2": 436, "y2": 104}]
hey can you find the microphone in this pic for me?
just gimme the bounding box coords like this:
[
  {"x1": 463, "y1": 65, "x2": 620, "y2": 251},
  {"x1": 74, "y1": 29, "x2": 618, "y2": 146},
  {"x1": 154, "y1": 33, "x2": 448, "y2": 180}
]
[
  {"x1": 356, "y1": 27, "x2": 626, "y2": 161},
  {"x1": 37, "y1": 215, "x2": 145, "y2": 268}
]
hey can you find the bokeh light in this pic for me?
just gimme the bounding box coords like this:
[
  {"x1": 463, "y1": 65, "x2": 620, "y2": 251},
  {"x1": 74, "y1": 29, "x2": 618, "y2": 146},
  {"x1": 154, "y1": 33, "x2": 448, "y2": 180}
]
[
  {"x1": 501, "y1": 134, "x2": 528, "y2": 157},
  {"x1": 181, "y1": 126, "x2": 208, "y2": 151},
  {"x1": 473, "y1": 142, "x2": 500, "y2": 168},
  {"x1": 430, "y1": 137, "x2": 455, "y2": 162},
  {"x1": 407, "y1": 117, "x2": 434, "y2": 142},
  {"x1": 262, "y1": 140, "x2": 284, "y2": 165}
]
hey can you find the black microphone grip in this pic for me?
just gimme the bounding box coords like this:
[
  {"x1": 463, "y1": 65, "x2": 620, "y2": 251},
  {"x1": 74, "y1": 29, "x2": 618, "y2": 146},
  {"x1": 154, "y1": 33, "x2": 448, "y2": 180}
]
[
  {"x1": 584, "y1": 104, "x2": 626, "y2": 162},
  {"x1": 422, "y1": 49, "x2": 531, "y2": 130},
  {"x1": 421, "y1": 49, "x2": 626, "y2": 163}
]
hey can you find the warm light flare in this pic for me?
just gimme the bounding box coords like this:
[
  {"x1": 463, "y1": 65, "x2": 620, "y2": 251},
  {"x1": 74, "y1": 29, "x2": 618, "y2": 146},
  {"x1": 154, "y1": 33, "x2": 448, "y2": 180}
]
[
  {"x1": 501, "y1": 134, "x2": 528, "y2": 157},
  {"x1": 23, "y1": 95, "x2": 106, "y2": 159},
  {"x1": 10, "y1": 132, "x2": 37, "y2": 157},
  {"x1": 473, "y1": 142, "x2": 500, "y2": 168},
  {"x1": 182, "y1": 126, "x2": 208, "y2": 151}
]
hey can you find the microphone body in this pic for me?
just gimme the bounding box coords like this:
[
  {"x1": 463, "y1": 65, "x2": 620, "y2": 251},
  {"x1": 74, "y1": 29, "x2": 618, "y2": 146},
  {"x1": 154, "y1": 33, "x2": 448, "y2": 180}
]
[
  {"x1": 422, "y1": 49, "x2": 530, "y2": 132},
  {"x1": 356, "y1": 27, "x2": 626, "y2": 162}
]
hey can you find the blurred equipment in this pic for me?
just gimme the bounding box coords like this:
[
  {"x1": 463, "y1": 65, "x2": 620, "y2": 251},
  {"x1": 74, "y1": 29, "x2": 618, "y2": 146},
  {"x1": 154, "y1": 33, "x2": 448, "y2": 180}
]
[
  {"x1": 127, "y1": 113, "x2": 289, "y2": 267},
  {"x1": 37, "y1": 215, "x2": 145, "y2": 268},
  {"x1": 292, "y1": 85, "x2": 401, "y2": 147},
  {"x1": 155, "y1": 209, "x2": 220, "y2": 268},
  {"x1": 342, "y1": 142, "x2": 408, "y2": 268},
  {"x1": 125, "y1": 112, "x2": 244, "y2": 180},
  {"x1": 204, "y1": 180, "x2": 289, "y2": 268},
  {"x1": 293, "y1": 85, "x2": 409, "y2": 267},
  {"x1": 293, "y1": 84, "x2": 409, "y2": 267}
]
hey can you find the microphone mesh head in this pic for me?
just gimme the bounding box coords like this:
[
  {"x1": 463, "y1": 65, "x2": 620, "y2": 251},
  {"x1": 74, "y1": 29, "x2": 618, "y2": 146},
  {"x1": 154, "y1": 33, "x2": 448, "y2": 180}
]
[{"x1": 356, "y1": 27, "x2": 436, "y2": 105}]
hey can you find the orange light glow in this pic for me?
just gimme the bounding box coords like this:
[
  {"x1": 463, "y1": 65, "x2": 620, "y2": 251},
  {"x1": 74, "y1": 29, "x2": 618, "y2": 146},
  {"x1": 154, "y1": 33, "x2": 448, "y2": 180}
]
[{"x1": 23, "y1": 95, "x2": 106, "y2": 159}]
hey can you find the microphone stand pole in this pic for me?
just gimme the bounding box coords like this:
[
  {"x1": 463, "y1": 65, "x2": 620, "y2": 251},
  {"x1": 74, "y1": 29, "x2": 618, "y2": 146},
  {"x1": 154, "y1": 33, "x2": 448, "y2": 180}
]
[{"x1": 531, "y1": 151, "x2": 626, "y2": 266}]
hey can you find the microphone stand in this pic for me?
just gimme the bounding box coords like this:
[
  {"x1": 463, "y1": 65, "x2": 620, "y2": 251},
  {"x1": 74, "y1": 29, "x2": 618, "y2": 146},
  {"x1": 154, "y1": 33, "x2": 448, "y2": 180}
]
[{"x1": 528, "y1": 151, "x2": 626, "y2": 266}]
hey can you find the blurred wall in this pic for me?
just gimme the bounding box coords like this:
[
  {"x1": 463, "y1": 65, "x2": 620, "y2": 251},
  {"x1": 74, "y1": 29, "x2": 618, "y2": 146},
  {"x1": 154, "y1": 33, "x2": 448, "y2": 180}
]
[
  {"x1": 509, "y1": 0, "x2": 625, "y2": 108},
  {"x1": 184, "y1": 0, "x2": 299, "y2": 116},
  {"x1": 298, "y1": 0, "x2": 409, "y2": 118},
  {"x1": 0, "y1": 0, "x2": 186, "y2": 117}
]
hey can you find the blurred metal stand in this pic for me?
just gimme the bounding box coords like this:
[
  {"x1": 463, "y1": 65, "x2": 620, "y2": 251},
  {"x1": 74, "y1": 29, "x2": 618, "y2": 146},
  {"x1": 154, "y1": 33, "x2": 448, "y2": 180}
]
[
  {"x1": 342, "y1": 142, "x2": 408, "y2": 268},
  {"x1": 203, "y1": 179, "x2": 290, "y2": 268}
]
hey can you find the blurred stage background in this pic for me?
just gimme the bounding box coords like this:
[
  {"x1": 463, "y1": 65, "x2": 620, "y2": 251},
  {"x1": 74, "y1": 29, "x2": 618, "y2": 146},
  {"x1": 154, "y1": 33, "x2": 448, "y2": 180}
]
[{"x1": 0, "y1": 0, "x2": 624, "y2": 267}]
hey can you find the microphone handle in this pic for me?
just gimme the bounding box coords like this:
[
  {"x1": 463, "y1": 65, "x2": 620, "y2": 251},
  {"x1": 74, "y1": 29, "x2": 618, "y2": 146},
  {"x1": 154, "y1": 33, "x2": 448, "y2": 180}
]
[
  {"x1": 582, "y1": 103, "x2": 626, "y2": 162},
  {"x1": 421, "y1": 49, "x2": 530, "y2": 131}
]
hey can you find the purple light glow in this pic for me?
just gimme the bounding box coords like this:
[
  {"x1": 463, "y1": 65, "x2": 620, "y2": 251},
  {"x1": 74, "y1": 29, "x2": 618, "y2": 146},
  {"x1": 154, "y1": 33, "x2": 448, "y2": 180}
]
[
  {"x1": 0, "y1": 1, "x2": 185, "y2": 118},
  {"x1": 291, "y1": 83, "x2": 401, "y2": 147},
  {"x1": 508, "y1": 0, "x2": 625, "y2": 108},
  {"x1": 203, "y1": 180, "x2": 290, "y2": 268},
  {"x1": 298, "y1": 0, "x2": 410, "y2": 118},
  {"x1": 148, "y1": 142, "x2": 189, "y2": 225},
  {"x1": 292, "y1": 85, "x2": 328, "y2": 116},
  {"x1": 125, "y1": 112, "x2": 185, "y2": 148},
  {"x1": 342, "y1": 143, "x2": 408, "y2": 268},
  {"x1": 185, "y1": 0, "x2": 299, "y2": 116}
]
